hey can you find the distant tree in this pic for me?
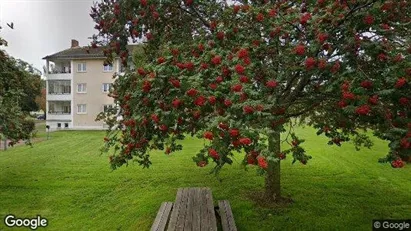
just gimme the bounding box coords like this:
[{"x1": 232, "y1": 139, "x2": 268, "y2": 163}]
[
  {"x1": 35, "y1": 88, "x2": 46, "y2": 115},
  {"x1": 0, "y1": 34, "x2": 41, "y2": 146},
  {"x1": 13, "y1": 59, "x2": 42, "y2": 112},
  {"x1": 91, "y1": 1, "x2": 410, "y2": 202}
]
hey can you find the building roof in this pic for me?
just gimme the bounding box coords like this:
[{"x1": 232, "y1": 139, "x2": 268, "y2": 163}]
[{"x1": 42, "y1": 44, "x2": 142, "y2": 60}]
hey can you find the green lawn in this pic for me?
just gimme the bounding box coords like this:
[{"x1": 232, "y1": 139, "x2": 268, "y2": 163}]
[{"x1": 1, "y1": 126, "x2": 410, "y2": 231}]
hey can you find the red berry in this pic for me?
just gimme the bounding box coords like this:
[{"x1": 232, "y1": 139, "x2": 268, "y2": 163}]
[
  {"x1": 239, "y1": 137, "x2": 252, "y2": 145},
  {"x1": 208, "y1": 96, "x2": 217, "y2": 104},
  {"x1": 209, "y1": 83, "x2": 217, "y2": 90},
  {"x1": 197, "y1": 161, "x2": 207, "y2": 167},
  {"x1": 217, "y1": 31, "x2": 225, "y2": 40},
  {"x1": 238, "y1": 48, "x2": 249, "y2": 59},
  {"x1": 399, "y1": 97, "x2": 409, "y2": 106},
  {"x1": 239, "y1": 75, "x2": 249, "y2": 83},
  {"x1": 266, "y1": 80, "x2": 278, "y2": 88},
  {"x1": 204, "y1": 131, "x2": 213, "y2": 140},
  {"x1": 243, "y1": 105, "x2": 254, "y2": 114},
  {"x1": 219, "y1": 123, "x2": 229, "y2": 130},
  {"x1": 211, "y1": 55, "x2": 222, "y2": 65},
  {"x1": 170, "y1": 79, "x2": 181, "y2": 88},
  {"x1": 208, "y1": 148, "x2": 220, "y2": 159},
  {"x1": 278, "y1": 153, "x2": 285, "y2": 160},
  {"x1": 292, "y1": 140, "x2": 299, "y2": 146},
  {"x1": 395, "y1": 78, "x2": 407, "y2": 88},
  {"x1": 235, "y1": 64, "x2": 245, "y2": 74},
  {"x1": 364, "y1": 14, "x2": 374, "y2": 25},
  {"x1": 159, "y1": 124, "x2": 168, "y2": 132},
  {"x1": 172, "y1": 98, "x2": 182, "y2": 108},
  {"x1": 342, "y1": 92, "x2": 355, "y2": 100},
  {"x1": 229, "y1": 129, "x2": 240, "y2": 137},
  {"x1": 231, "y1": 84, "x2": 243, "y2": 92},
  {"x1": 194, "y1": 96, "x2": 206, "y2": 106},
  {"x1": 257, "y1": 156, "x2": 268, "y2": 169},
  {"x1": 360, "y1": 80, "x2": 373, "y2": 89},
  {"x1": 355, "y1": 105, "x2": 371, "y2": 115},
  {"x1": 186, "y1": 88, "x2": 198, "y2": 97},
  {"x1": 216, "y1": 76, "x2": 224, "y2": 83},
  {"x1": 294, "y1": 44, "x2": 305, "y2": 55},
  {"x1": 368, "y1": 95, "x2": 379, "y2": 105},
  {"x1": 317, "y1": 33, "x2": 328, "y2": 43},
  {"x1": 137, "y1": 68, "x2": 146, "y2": 76},
  {"x1": 256, "y1": 13, "x2": 264, "y2": 22},
  {"x1": 305, "y1": 57, "x2": 316, "y2": 70},
  {"x1": 300, "y1": 13, "x2": 312, "y2": 25},
  {"x1": 224, "y1": 99, "x2": 232, "y2": 107},
  {"x1": 247, "y1": 155, "x2": 256, "y2": 165}
]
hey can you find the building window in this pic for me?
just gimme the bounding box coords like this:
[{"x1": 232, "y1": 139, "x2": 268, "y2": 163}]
[
  {"x1": 77, "y1": 83, "x2": 87, "y2": 93},
  {"x1": 64, "y1": 123, "x2": 69, "y2": 128},
  {"x1": 77, "y1": 104, "x2": 87, "y2": 114},
  {"x1": 57, "y1": 123, "x2": 61, "y2": 128},
  {"x1": 103, "y1": 64, "x2": 113, "y2": 72},
  {"x1": 102, "y1": 83, "x2": 112, "y2": 93},
  {"x1": 77, "y1": 63, "x2": 86, "y2": 72}
]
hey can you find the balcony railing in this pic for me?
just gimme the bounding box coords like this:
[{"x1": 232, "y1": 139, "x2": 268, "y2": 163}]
[
  {"x1": 48, "y1": 111, "x2": 71, "y2": 115},
  {"x1": 48, "y1": 92, "x2": 71, "y2": 95},
  {"x1": 49, "y1": 70, "x2": 71, "y2": 74}
]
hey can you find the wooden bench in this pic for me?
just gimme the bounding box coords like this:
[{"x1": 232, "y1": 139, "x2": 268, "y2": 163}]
[{"x1": 150, "y1": 187, "x2": 237, "y2": 231}]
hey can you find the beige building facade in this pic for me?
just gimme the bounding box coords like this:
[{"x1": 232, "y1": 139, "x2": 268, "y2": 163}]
[{"x1": 43, "y1": 39, "x2": 129, "y2": 131}]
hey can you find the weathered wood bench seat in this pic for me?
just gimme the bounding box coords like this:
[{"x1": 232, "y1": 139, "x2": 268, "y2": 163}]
[{"x1": 150, "y1": 187, "x2": 236, "y2": 231}]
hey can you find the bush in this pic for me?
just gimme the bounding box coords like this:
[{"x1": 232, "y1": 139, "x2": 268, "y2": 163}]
[{"x1": 21, "y1": 119, "x2": 35, "y2": 137}]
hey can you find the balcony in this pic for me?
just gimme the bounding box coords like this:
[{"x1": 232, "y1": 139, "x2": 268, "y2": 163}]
[
  {"x1": 45, "y1": 61, "x2": 72, "y2": 80},
  {"x1": 48, "y1": 80, "x2": 71, "y2": 100},
  {"x1": 47, "y1": 101, "x2": 72, "y2": 121}
]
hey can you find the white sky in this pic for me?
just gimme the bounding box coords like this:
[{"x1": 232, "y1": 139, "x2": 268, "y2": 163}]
[{"x1": 0, "y1": 0, "x2": 98, "y2": 74}]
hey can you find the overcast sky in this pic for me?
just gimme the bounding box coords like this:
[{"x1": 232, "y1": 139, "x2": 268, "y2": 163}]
[{"x1": 0, "y1": 0, "x2": 98, "y2": 74}]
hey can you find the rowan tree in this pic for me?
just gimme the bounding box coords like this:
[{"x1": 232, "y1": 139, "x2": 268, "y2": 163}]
[{"x1": 91, "y1": 0, "x2": 410, "y2": 201}]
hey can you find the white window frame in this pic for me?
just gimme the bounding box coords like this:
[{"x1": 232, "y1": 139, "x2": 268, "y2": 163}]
[
  {"x1": 103, "y1": 64, "x2": 113, "y2": 72},
  {"x1": 77, "y1": 104, "x2": 87, "y2": 114},
  {"x1": 77, "y1": 83, "x2": 87, "y2": 93},
  {"x1": 102, "y1": 83, "x2": 112, "y2": 93},
  {"x1": 77, "y1": 63, "x2": 87, "y2": 72}
]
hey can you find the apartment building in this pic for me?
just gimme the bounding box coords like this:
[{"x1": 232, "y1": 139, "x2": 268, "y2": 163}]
[{"x1": 43, "y1": 39, "x2": 134, "y2": 131}]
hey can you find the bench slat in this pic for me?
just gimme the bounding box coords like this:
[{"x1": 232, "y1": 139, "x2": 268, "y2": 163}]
[
  {"x1": 175, "y1": 188, "x2": 189, "y2": 231},
  {"x1": 201, "y1": 188, "x2": 217, "y2": 231},
  {"x1": 191, "y1": 188, "x2": 201, "y2": 230},
  {"x1": 183, "y1": 188, "x2": 195, "y2": 231},
  {"x1": 200, "y1": 188, "x2": 208, "y2": 231},
  {"x1": 218, "y1": 200, "x2": 237, "y2": 231},
  {"x1": 168, "y1": 189, "x2": 184, "y2": 231},
  {"x1": 151, "y1": 202, "x2": 174, "y2": 231}
]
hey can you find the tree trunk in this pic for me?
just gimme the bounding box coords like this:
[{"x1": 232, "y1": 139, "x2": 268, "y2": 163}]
[
  {"x1": 3, "y1": 138, "x2": 7, "y2": 151},
  {"x1": 265, "y1": 131, "x2": 281, "y2": 201}
]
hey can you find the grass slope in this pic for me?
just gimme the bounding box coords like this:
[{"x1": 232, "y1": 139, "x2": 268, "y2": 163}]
[{"x1": 0, "y1": 127, "x2": 410, "y2": 231}]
